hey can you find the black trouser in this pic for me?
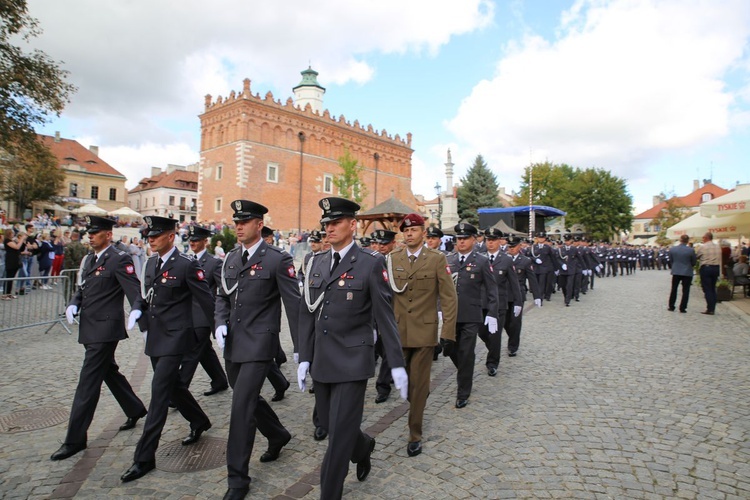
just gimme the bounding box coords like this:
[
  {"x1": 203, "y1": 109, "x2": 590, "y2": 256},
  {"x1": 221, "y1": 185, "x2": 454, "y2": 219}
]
[
  {"x1": 179, "y1": 327, "x2": 228, "y2": 390},
  {"x1": 478, "y1": 308, "x2": 507, "y2": 369},
  {"x1": 668, "y1": 275, "x2": 692, "y2": 311},
  {"x1": 559, "y1": 274, "x2": 574, "y2": 304},
  {"x1": 449, "y1": 322, "x2": 479, "y2": 400},
  {"x1": 65, "y1": 341, "x2": 146, "y2": 445},
  {"x1": 134, "y1": 355, "x2": 210, "y2": 462},
  {"x1": 699, "y1": 265, "x2": 720, "y2": 313},
  {"x1": 375, "y1": 334, "x2": 392, "y2": 397},
  {"x1": 505, "y1": 302, "x2": 522, "y2": 354},
  {"x1": 225, "y1": 360, "x2": 290, "y2": 489},
  {"x1": 314, "y1": 379, "x2": 372, "y2": 500}
]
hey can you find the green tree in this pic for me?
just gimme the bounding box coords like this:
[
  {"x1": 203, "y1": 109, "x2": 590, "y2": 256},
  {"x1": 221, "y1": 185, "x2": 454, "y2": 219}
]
[
  {"x1": 514, "y1": 161, "x2": 577, "y2": 209},
  {"x1": 334, "y1": 147, "x2": 368, "y2": 208},
  {"x1": 565, "y1": 168, "x2": 633, "y2": 241},
  {"x1": 650, "y1": 195, "x2": 691, "y2": 245},
  {"x1": 1, "y1": 0, "x2": 76, "y2": 155},
  {"x1": 456, "y1": 155, "x2": 499, "y2": 225},
  {"x1": 0, "y1": 139, "x2": 64, "y2": 218}
]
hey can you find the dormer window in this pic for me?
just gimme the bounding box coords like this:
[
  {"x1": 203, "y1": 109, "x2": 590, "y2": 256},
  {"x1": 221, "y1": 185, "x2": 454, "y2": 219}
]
[
  {"x1": 64, "y1": 156, "x2": 77, "y2": 161},
  {"x1": 701, "y1": 193, "x2": 712, "y2": 202}
]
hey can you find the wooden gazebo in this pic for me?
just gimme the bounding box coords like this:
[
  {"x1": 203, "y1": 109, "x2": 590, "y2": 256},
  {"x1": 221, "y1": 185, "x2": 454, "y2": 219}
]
[{"x1": 358, "y1": 194, "x2": 416, "y2": 236}]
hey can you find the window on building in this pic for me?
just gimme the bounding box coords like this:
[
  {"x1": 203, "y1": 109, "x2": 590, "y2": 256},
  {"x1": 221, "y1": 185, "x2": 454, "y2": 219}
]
[
  {"x1": 136, "y1": 199, "x2": 140, "y2": 210},
  {"x1": 144, "y1": 198, "x2": 148, "y2": 208},
  {"x1": 69, "y1": 183, "x2": 78, "y2": 197},
  {"x1": 179, "y1": 215, "x2": 185, "y2": 222},
  {"x1": 169, "y1": 195, "x2": 175, "y2": 206},
  {"x1": 109, "y1": 188, "x2": 117, "y2": 201},
  {"x1": 179, "y1": 197, "x2": 186, "y2": 209},
  {"x1": 267, "y1": 163, "x2": 278, "y2": 183},
  {"x1": 701, "y1": 193, "x2": 712, "y2": 202},
  {"x1": 216, "y1": 164, "x2": 223, "y2": 180},
  {"x1": 91, "y1": 186, "x2": 99, "y2": 199},
  {"x1": 323, "y1": 174, "x2": 334, "y2": 194},
  {"x1": 152, "y1": 197, "x2": 155, "y2": 207},
  {"x1": 191, "y1": 198, "x2": 196, "y2": 210},
  {"x1": 215, "y1": 198, "x2": 222, "y2": 213}
]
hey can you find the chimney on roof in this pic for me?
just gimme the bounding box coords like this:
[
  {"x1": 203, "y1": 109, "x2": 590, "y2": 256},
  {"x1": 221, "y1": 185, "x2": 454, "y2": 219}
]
[
  {"x1": 151, "y1": 167, "x2": 162, "y2": 177},
  {"x1": 54, "y1": 131, "x2": 61, "y2": 143},
  {"x1": 89, "y1": 145, "x2": 99, "y2": 156},
  {"x1": 652, "y1": 195, "x2": 662, "y2": 206},
  {"x1": 693, "y1": 179, "x2": 700, "y2": 191}
]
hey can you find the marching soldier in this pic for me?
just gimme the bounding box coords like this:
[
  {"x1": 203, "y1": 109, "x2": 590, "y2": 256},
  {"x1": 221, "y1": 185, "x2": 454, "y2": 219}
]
[
  {"x1": 297, "y1": 197, "x2": 407, "y2": 499},
  {"x1": 371, "y1": 228, "x2": 397, "y2": 403},
  {"x1": 505, "y1": 235, "x2": 542, "y2": 356},
  {"x1": 179, "y1": 225, "x2": 229, "y2": 396},
  {"x1": 479, "y1": 228, "x2": 522, "y2": 375},
  {"x1": 446, "y1": 223, "x2": 498, "y2": 406},
  {"x1": 425, "y1": 226, "x2": 447, "y2": 253},
  {"x1": 385, "y1": 213, "x2": 457, "y2": 457},
  {"x1": 554, "y1": 234, "x2": 580, "y2": 307},
  {"x1": 214, "y1": 200, "x2": 300, "y2": 500},
  {"x1": 52, "y1": 216, "x2": 148, "y2": 461},
  {"x1": 121, "y1": 216, "x2": 216, "y2": 483},
  {"x1": 530, "y1": 231, "x2": 555, "y2": 302}
]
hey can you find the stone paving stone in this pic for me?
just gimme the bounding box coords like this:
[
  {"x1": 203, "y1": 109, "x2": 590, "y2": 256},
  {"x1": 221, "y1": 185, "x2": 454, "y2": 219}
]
[{"x1": 2, "y1": 270, "x2": 750, "y2": 498}]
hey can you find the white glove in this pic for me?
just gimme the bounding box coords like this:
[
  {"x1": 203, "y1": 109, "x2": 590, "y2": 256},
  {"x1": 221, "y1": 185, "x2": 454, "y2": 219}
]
[
  {"x1": 561, "y1": 264, "x2": 567, "y2": 271},
  {"x1": 484, "y1": 315, "x2": 498, "y2": 334},
  {"x1": 127, "y1": 310, "x2": 142, "y2": 330},
  {"x1": 513, "y1": 305, "x2": 522, "y2": 317},
  {"x1": 142, "y1": 330, "x2": 148, "y2": 342},
  {"x1": 535, "y1": 258, "x2": 542, "y2": 264},
  {"x1": 555, "y1": 270, "x2": 560, "y2": 276},
  {"x1": 534, "y1": 298, "x2": 542, "y2": 308},
  {"x1": 391, "y1": 367, "x2": 408, "y2": 400},
  {"x1": 438, "y1": 311, "x2": 443, "y2": 322},
  {"x1": 297, "y1": 361, "x2": 310, "y2": 392},
  {"x1": 595, "y1": 265, "x2": 602, "y2": 272},
  {"x1": 215, "y1": 325, "x2": 227, "y2": 350},
  {"x1": 65, "y1": 305, "x2": 78, "y2": 325},
  {"x1": 373, "y1": 329, "x2": 378, "y2": 344},
  {"x1": 293, "y1": 352, "x2": 299, "y2": 364}
]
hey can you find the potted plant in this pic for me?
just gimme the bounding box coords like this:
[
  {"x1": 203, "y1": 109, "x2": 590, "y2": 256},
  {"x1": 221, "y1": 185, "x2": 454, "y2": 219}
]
[{"x1": 716, "y1": 278, "x2": 732, "y2": 302}]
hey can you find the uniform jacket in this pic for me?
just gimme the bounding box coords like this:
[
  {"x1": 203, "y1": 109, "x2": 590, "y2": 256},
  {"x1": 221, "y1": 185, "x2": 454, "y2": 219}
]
[
  {"x1": 446, "y1": 251, "x2": 499, "y2": 323},
  {"x1": 215, "y1": 242, "x2": 301, "y2": 362},
  {"x1": 70, "y1": 246, "x2": 144, "y2": 345},
  {"x1": 481, "y1": 251, "x2": 523, "y2": 310},
  {"x1": 388, "y1": 246, "x2": 457, "y2": 347},
  {"x1": 192, "y1": 251, "x2": 222, "y2": 330},
  {"x1": 298, "y1": 245, "x2": 405, "y2": 384},
  {"x1": 529, "y1": 243, "x2": 555, "y2": 274},
  {"x1": 138, "y1": 249, "x2": 215, "y2": 357},
  {"x1": 510, "y1": 253, "x2": 541, "y2": 301},
  {"x1": 554, "y1": 245, "x2": 580, "y2": 275}
]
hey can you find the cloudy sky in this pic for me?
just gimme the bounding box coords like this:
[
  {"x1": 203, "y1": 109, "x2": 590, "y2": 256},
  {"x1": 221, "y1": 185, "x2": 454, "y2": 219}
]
[{"x1": 27, "y1": 0, "x2": 750, "y2": 215}]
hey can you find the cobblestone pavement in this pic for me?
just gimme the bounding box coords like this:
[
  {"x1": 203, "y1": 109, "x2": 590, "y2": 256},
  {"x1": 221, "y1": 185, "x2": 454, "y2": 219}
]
[{"x1": 1, "y1": 269, "x2": 748, "y2": 499}]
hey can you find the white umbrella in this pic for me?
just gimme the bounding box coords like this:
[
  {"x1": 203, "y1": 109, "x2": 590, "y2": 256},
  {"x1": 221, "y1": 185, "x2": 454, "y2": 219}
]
[
  {"x1": 700, "y1": 184, "x2": 750, "y2": 217},
  {"x1": 42, "y1": 203, "x2": 70, "y2": 212},
  {"x1": 666, "y1": 211, "x2": 750, "y2": 239},
  {"x1": 109, "y1": 206, "x2": 142, "y2": 218},
  {"x1": 71, "y1": 203, "x2": 108, "y2": 215}
]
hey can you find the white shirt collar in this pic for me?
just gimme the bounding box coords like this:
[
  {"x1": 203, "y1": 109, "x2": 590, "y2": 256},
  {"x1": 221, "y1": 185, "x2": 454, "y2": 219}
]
[
  {"x1": 242, "y1": 239, "x2": 263, "y2": 261},
  {"x1": 159, "y1": 246, "x2": 178, "y2": 262},
  {"x1": 195, "y1": 249, "x2": 207, "y2": 260},
  {"x1": 407, "y1": 247, "x2": 422, "y2": 259},
  {"x1": 95, "y1": 245, "x2": 112, "y2": 261},
  {"x1": 331, "y1": 239, "x2": 356, "y2": 262}
]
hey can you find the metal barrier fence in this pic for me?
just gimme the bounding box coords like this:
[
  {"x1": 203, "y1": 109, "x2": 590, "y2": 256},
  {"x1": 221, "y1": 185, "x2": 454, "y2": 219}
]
[{"x1": 0, "y1": 275, "x2": 72, "y2": 334}]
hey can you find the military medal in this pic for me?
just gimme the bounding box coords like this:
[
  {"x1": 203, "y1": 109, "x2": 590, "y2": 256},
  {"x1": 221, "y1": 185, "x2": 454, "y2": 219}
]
[
  {"x1": 95, "y1": 271, "x2": 100, "y2": 276},
  {"x1": 161, "y1": 278, "x2": 167, "y2": 283},
  {"x1": 250, "y1": 270, "x2": 256, "y2": 276},
  {"x1": 338, "y1": 279, "x2": 345, "y2": 286}
]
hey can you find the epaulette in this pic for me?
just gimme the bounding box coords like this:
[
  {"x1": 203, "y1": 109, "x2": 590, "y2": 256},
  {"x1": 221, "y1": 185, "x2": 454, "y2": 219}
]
[
  {"x1": 178, "y1": 253, "x2": 194, "y2": 261},
  {"x1": 117, "y1": 250, "x2": 128, "y2": 256},
  {"x1": 266, "y1": 245, "x2": 284, "y2": 254}
]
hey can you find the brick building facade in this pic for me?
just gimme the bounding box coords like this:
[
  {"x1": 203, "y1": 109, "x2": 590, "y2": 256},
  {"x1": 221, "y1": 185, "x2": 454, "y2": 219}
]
[{"x1": 197, "y1": 71, "x2": 415, "y2": 233}]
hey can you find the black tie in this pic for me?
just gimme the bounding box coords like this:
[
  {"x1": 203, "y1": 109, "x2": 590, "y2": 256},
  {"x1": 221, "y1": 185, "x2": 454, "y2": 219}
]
[
  {"x1": 155, "y1": 258, "x2": 163, "y2": 275},
  {"x1": 330, "y1": 252, "x2": 341, "y2": 275},
  {"x1": 241, "y1": 250, "x2": 248, "y2": 265},
  {"x1": 460, "y1": 255, "x2": 465, "y2": 266},
  {"x1": 490, "y1": 255, "x2": 495, "y2": 264}
]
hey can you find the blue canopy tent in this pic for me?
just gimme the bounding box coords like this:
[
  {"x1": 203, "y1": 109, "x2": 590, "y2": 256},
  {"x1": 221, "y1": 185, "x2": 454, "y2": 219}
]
[{"x1": 477, "y1": 205, "x2": 566, "y2": 235}]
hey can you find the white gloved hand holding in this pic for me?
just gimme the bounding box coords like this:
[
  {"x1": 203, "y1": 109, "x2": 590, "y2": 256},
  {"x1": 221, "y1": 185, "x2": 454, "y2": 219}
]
[
  {"x1": 142, "y1": 330, "x2": 148, "y2": 342},
  {"x1": 534, "y1": 298, "x2": 542, "y2": 308},
  {"x1": 373, "y1": 329, "x2": 378, "y2": 344},
  {"x1": 127, "y1": 309, "x2": 142, "y2": 330},
  {"x1": 293, "y1": 352, "x2": 299, "y2": 364},
  {"x1": 438, "y1": 311, "x2": 443, "y2": 322},
  {"x1": 215, "y1": 325, "x2": 227, "y2": 350},
  {"x1": 535, "y1": 258, "x2": 542, "y2": 264},
  {"x1": 391, "y1": 367, "x2": 408, "y2": 400},
  {"x1": 297, "y1": 361, "x2": 310, "y2": 392},
  {"x1": 65, "y1": 305, "x2": 78, "y2": 325},
  {"x1": 561, "y1": 264, "x2": 567, "y2": 271},
  {"x1": 484, "y1": 315, "x2": 498, "y2": 334},
  {"x1": 555, "y1": 270, "x2": 560, "y2": 276},
  {"x1": 513, "y1": 305, "x2": 522, "y2": 317}
]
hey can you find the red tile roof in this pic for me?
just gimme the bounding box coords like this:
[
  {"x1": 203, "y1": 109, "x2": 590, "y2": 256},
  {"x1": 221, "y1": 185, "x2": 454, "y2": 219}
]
[
  {"x1": 634, "y1": 182, "x2": 731, "y2": 219},
  {"x1": 129, "y1": 169, "x2": 198, "y2": 193},
  {"x1": 38, "y1": 134, "x2": 126, "y2": 178}
]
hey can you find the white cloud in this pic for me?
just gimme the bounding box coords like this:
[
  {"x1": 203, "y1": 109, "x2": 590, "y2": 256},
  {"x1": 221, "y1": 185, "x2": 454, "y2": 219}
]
[
  {"x1": 101, "y1": 143, "x2": 198, "y2": 189},
  {"x1": 447, "y1": 0, "x2": 750, "y2": 187}
]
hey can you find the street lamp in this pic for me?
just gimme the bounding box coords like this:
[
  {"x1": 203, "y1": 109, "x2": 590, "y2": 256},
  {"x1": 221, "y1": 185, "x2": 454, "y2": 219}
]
[{"x1": 434, "y1": 182, "x2": 442, "y2": 229}]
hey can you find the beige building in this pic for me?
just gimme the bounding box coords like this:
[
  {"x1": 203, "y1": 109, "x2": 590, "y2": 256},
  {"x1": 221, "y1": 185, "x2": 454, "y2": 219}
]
[{"x1": 128, "y1": 164, "x2": 198, "y2": 222}]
